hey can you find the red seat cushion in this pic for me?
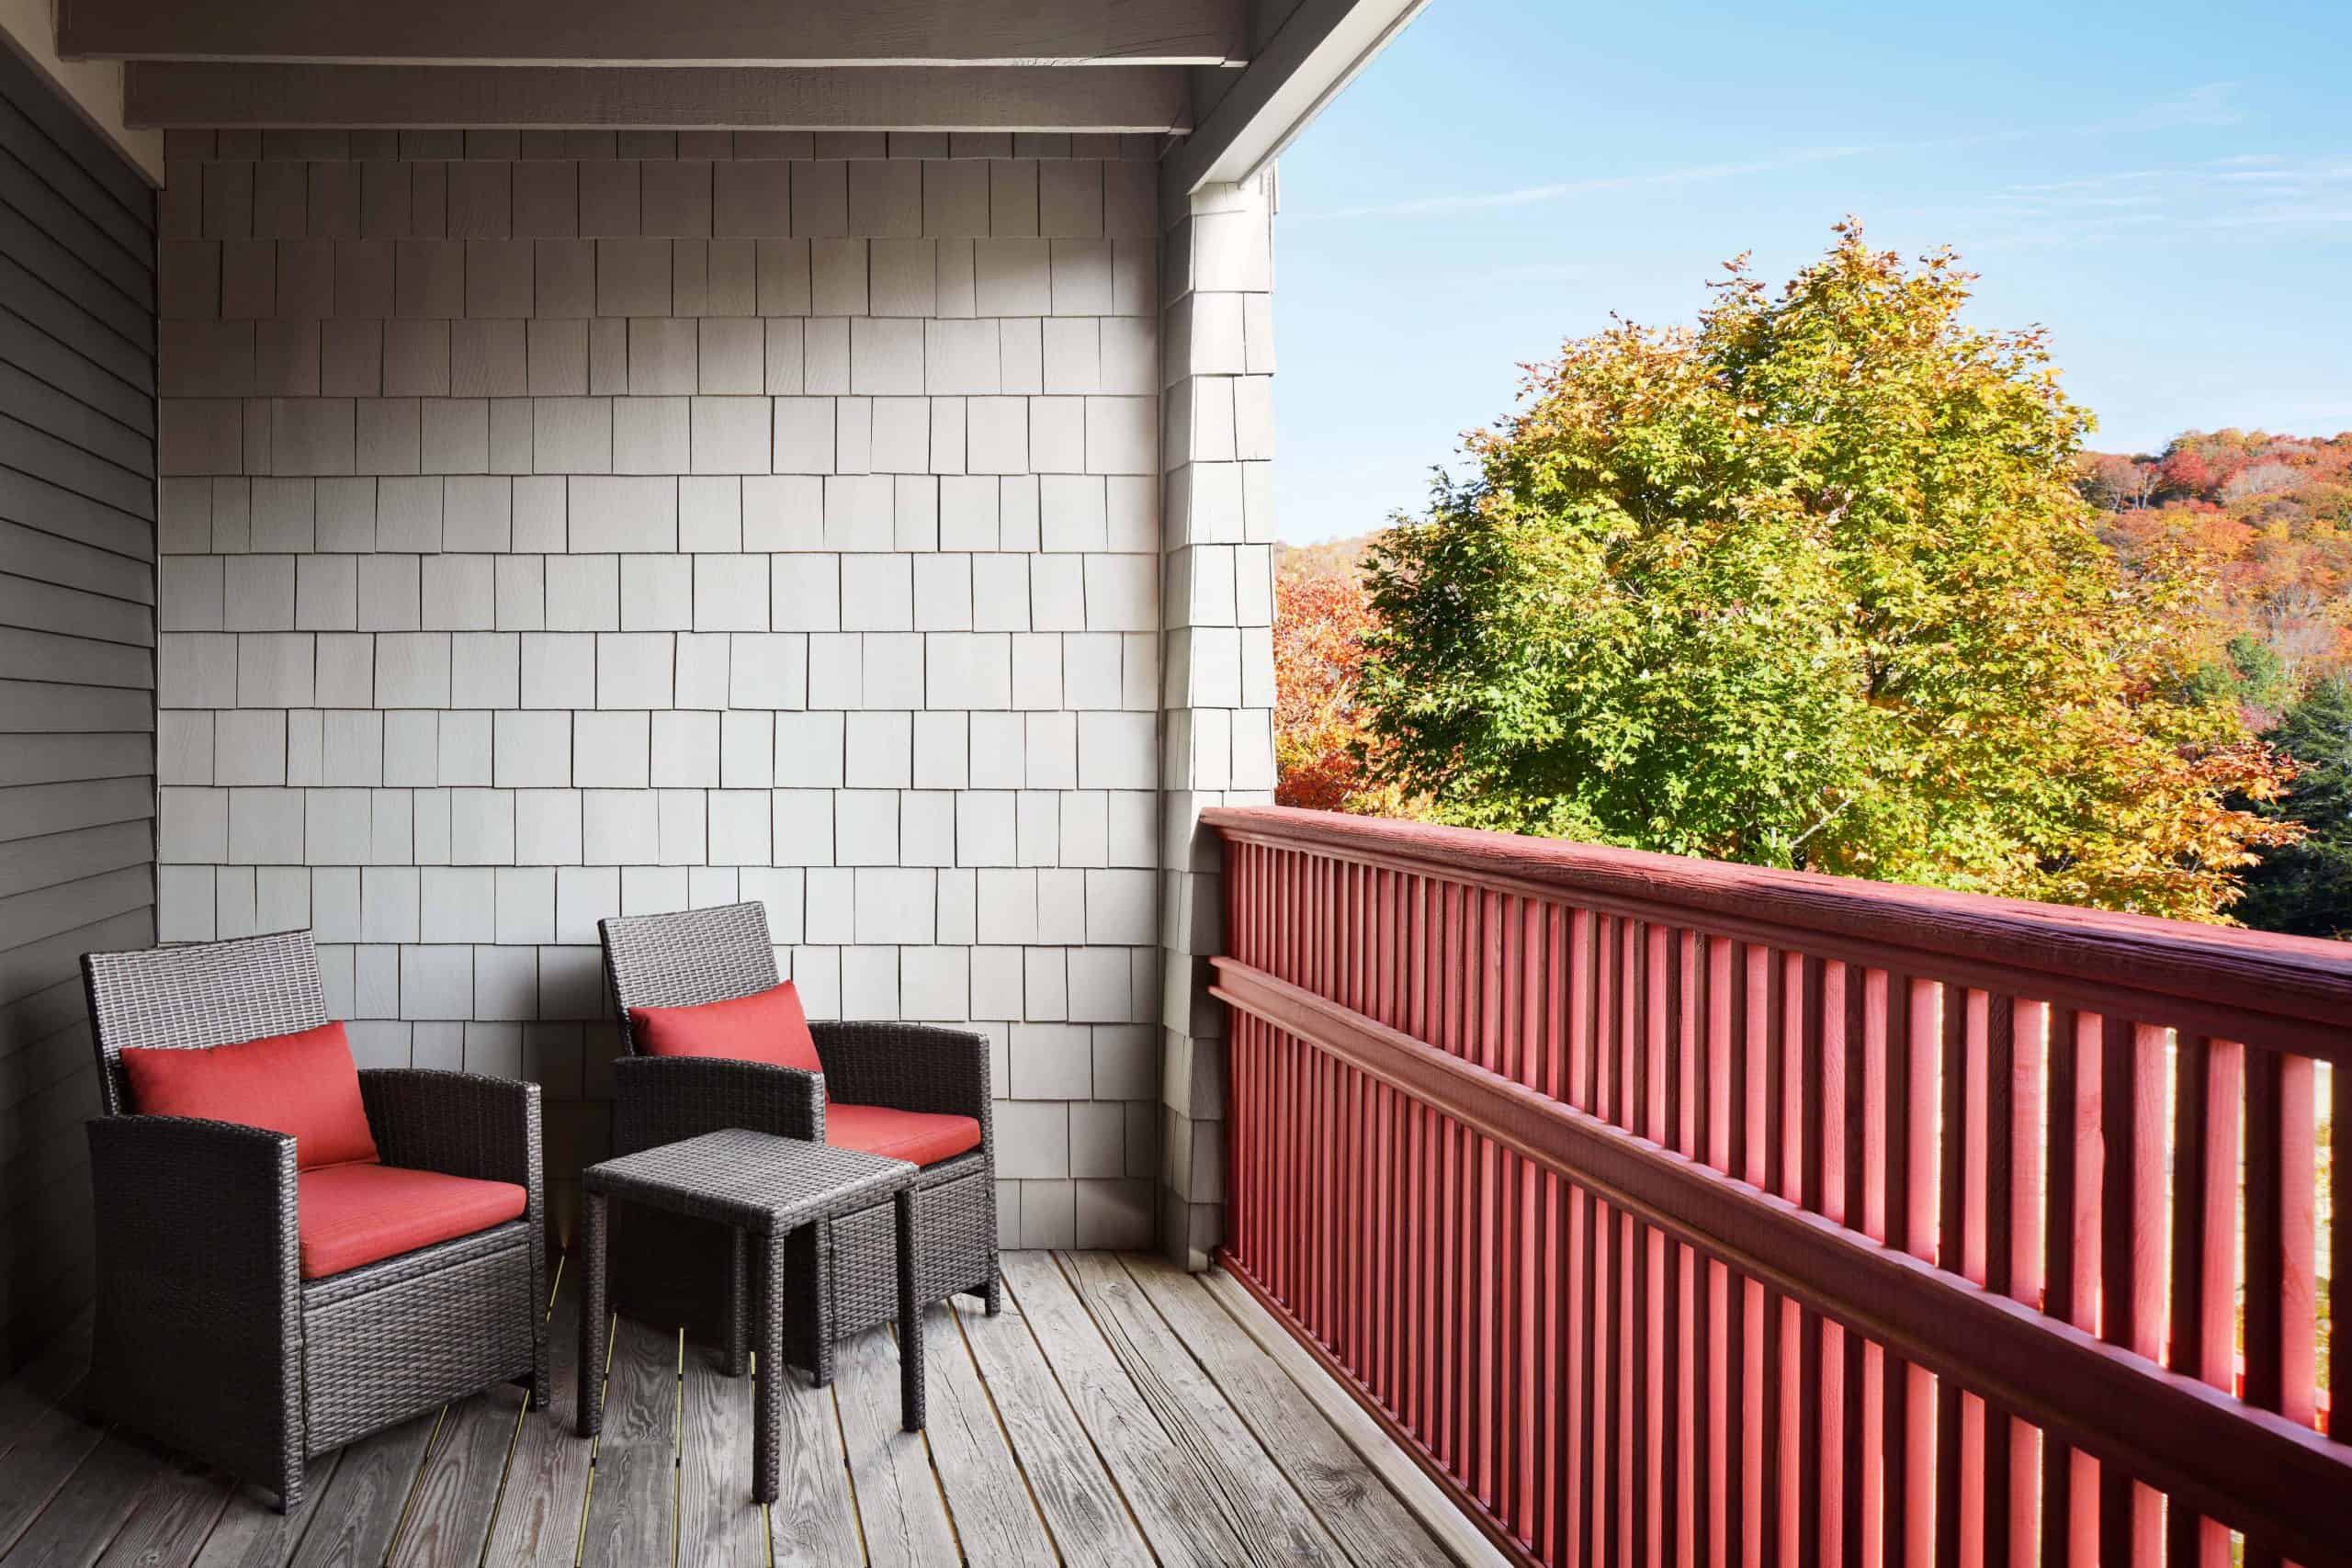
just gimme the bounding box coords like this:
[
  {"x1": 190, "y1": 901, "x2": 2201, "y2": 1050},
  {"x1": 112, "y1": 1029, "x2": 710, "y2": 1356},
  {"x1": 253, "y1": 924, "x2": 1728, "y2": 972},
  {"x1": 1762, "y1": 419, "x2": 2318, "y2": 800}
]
[
  {"x1": 119, "y1": 1021, "x2": 379, "y2": 1171},
  {"x1": 296, "y1": 1162, "x2": 528, "y2": 1280},
  {"x1": 825, "y1": 1102, "x2": 983, "y2": 1167},
  {"x1": 628, "y1": 982, "x2": 821, "y2": 1074}
]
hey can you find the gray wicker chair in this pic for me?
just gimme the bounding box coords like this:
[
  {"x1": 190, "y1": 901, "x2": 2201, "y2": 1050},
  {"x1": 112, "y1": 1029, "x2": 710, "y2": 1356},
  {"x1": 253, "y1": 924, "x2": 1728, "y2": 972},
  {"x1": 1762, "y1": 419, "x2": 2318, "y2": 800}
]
[
  {"x1": 597, "y1": 901, "x2": 999, "y2": 1383},
  {"x1": 81, "y1": 929, "x2": 547, "y2": 1511}
]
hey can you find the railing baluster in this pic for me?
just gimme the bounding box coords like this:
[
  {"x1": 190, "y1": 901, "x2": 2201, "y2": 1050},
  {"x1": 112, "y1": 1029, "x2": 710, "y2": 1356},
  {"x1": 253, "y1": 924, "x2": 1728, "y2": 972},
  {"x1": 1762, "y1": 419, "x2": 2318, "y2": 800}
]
[
  {"x1": 2243, "y1": 1042, "x2": 2320, "y2": 1568},
  {"x1": 1573, "y1": 1179, "x2": 1595, "y2": 1567},
  {"x1": 1884, "y1": 972, "x2": 1917, "y2": 1568},
  {"x1": 1594, "y1": 1190, "x2": 1616, "y2": 1568},
  {"x1": 1935, "y1": 987, "x2": 1966, "y2": 1568},
  {"x1": 1983, "y1": 994, "x2": 2017, "y2": 1568},
  {"x1": 1838, "y1": 964, "x2": 1868, "y2": 1568},
  {"x1": 1204, "y1": 815, "x2": 2352, "y2": 1568},
  {"x1": 2165, "y1": 1034, "x2": 2236, "y2": 1568},
  {"x1": 2332, "y1": 1059, "x2": 2346, "y2": 1450},
  {"x1": 1726, "y1": 940, "x2": 1752, "y2": 1568},
  {"x1": 2097, "y1": 1018, "x2": 2168, "y2": 1565}
]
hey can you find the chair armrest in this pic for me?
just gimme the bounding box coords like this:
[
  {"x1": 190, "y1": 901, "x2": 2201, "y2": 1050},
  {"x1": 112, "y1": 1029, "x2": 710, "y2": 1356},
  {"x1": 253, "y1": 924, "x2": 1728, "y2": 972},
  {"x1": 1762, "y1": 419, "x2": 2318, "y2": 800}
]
[
  {"x1": 610, "y1": 1056, "x2": 824, "y2": 1154},
  {"x1": 811, "y1": 1021, "x2": 991, "y2": 1122},
  {"x1": 85, "y1": 1115, "x2": 301, "y2": 1481},
  {"x1": 359, "y1": 1069, "x2": 542, "y2": 1197}
]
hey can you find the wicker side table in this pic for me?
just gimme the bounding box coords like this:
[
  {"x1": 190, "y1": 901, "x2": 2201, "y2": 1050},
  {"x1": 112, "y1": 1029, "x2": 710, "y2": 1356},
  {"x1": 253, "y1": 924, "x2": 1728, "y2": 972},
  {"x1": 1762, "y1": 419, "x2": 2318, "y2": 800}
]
[{"x1": 577, "y1": 1129, "x2": 924, "y2": 1502}]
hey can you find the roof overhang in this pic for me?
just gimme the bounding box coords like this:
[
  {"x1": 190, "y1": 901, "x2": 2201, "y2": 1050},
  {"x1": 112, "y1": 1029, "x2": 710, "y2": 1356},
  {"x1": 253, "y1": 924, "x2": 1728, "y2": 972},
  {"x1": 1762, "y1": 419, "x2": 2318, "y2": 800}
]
[{"x1": 57, "y1": 0, "x2": 1425, "y2": 184}]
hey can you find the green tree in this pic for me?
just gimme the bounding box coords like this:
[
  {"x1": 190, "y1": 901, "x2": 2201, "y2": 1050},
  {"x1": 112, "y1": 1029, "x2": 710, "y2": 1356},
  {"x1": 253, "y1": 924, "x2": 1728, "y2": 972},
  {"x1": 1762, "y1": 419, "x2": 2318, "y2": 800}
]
[
  {"x1": 1356, "y1": 221, "x2": 2297, "y2": 921},
  {"x1": 2235, "y1": 678, "x2": 2352, "y2": 937},
  {"x1": 2180, "y1": 633, "x2": 2294, "y2": 715}
]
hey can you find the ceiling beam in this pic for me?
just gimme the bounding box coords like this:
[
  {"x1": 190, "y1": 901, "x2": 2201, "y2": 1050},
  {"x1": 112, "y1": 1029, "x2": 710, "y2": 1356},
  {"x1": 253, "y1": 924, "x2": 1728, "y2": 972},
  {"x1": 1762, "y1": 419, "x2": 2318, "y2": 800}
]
[
  {"x1": 62, "y1": 0, "x2": 1240, "y2": 67},
  {"x1": 1167, "y1": 0, "x2": 1425, "y2": 192},
  {"x1": 122, "y1": 62, "x2": 1194, "y2": 131}
]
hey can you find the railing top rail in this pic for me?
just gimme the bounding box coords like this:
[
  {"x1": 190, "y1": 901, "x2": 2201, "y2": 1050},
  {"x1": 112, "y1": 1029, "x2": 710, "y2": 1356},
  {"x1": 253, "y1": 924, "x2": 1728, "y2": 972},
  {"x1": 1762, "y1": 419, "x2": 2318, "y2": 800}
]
[{"x1": 1202, "y1": 805, "x2": 2352, "y2": 1042}]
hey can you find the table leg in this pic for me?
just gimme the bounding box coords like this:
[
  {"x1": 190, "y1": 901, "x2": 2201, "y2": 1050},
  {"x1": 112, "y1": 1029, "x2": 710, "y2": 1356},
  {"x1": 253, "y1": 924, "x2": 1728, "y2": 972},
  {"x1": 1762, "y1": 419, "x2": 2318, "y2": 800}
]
[
  {"x1": 577, "y1": 1190, "x2": 607, "y2": 1438},
  {"x1": 753, "y1": 1229, "x2": 784, "y2": 1504},
  {"x1": 895, "y1": 1186, "x2": 923, "y2": 1432},
  {"x1": 723, "y1": 1226, "x2": 747, "y2": 1378}
]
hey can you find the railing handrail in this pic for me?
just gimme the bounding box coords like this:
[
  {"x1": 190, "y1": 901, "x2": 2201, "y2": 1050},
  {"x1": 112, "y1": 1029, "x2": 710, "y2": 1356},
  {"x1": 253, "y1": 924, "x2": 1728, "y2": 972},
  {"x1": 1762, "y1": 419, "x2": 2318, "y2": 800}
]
[{"x1": 1202, "y1": 806, "x2": 2352, "y2": 1057}]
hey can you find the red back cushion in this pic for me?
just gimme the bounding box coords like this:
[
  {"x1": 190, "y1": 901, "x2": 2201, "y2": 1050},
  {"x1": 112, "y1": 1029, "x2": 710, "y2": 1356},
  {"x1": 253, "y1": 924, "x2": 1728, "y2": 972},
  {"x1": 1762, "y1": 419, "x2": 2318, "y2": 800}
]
[
  {"x1": 119, "y1": 1021, "x2": 379, "y2": 1171},
  {"x1": 628, "y1": 981, "x2": 821, "y2": 1074}
]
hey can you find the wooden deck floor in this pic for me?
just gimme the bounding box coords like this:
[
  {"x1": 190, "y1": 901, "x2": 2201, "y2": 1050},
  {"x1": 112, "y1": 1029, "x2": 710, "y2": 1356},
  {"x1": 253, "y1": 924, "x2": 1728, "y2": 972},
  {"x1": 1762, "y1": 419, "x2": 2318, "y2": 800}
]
[{"x1": 0, "y1": 1251, "x2": 1502, "y2": 1568}]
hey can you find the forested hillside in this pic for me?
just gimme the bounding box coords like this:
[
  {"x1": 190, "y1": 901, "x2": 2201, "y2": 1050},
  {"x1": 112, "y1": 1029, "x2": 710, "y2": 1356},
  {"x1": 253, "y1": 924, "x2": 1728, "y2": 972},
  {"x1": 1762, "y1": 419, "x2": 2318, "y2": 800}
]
[{"x1": 2084, "y1": 430, "x2": 2352, "y2": 710}]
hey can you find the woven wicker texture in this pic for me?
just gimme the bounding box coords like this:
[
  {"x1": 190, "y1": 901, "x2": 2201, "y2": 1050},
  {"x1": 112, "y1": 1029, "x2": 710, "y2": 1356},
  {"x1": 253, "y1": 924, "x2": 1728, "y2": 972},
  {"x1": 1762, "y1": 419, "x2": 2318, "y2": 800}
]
[
  {"x1": 597, "y1": 904, "x2": 1001, "y2": 1379},
  {"x1": 585, "y1": 1128, "x2": 916, "y2": 1231},
  {"x1": 599, "y1": 902, "x2": 780, "y2": 1055},
  {"x1": 83, "y1": 927, "x2": 327, "y2": 1114},
  {"x1": 80, "y1": 929, "x2": 548, "y2": 1512},
  {"x1": 579, "y1": 1133, "x2": 925, "y2": 1501}
]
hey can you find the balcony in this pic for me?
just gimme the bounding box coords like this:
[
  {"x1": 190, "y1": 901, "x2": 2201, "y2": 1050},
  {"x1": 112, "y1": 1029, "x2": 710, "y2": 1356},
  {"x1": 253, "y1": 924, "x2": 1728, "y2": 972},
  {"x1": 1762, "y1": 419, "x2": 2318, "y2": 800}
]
[{"x1": 3, "y1": 807, "x2": 2347, "y2": 1566}]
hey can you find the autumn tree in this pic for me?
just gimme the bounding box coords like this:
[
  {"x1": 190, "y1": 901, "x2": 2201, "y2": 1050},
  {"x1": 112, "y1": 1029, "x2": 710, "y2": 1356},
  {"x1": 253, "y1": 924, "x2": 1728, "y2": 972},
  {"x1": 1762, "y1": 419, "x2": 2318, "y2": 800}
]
[
  {"x1": 1356, "y1": 221, "x2": 2298, "y2": 921},
  {"x1": 1272, "y1": 558, "x2": 1409, "y2": 814}
]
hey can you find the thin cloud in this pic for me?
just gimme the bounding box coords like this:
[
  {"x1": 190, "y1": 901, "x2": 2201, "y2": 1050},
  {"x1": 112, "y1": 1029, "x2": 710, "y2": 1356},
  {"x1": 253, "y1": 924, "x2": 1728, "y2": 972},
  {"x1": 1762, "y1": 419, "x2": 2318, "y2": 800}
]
[
  {"x1": 1295, "y1": 83, "x2": 2242, "y2": 223},
  {"x1": 1295, "y1": 143, "x2": 1885, "y2": 220},
  {"x1": 2081, "y1": 81, "x2": 2242, "y2": 132}
]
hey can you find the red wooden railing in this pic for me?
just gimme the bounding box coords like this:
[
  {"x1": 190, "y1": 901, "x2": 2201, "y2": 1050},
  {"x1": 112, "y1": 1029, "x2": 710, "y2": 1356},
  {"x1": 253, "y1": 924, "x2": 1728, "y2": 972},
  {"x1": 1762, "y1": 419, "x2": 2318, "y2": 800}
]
[{"x1": 1204, "y1": 806, "x2": 2351, "y2": 1568}]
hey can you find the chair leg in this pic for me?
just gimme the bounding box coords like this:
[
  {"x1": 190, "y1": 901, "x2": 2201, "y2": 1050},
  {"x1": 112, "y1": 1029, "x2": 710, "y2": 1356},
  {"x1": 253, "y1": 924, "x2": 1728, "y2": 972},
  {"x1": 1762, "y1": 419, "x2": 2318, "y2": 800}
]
[
  {"x1": 983, "y1": 1271, "x2": 1003, "y2": 1315},
  {"x1": 579, "y1": 1192, "x2": 609, "y2": 1438},
  {"x1": 530, "y1": 1237, "x2": 551, "y2": 1409},
  {"x1": 277, "y1": 1461, "x2": 304, "y2": 1516}
]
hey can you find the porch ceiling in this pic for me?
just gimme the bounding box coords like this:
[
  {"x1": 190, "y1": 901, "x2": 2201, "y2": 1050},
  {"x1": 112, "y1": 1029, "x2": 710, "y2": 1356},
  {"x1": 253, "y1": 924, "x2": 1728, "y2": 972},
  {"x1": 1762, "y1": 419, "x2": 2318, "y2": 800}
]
[
  {"x1": 56, "y1": 0, "x2": 1243, "y2": 65},
  {"x1": 56, "y1": 0, "x2": 1428, "y2": 190}
]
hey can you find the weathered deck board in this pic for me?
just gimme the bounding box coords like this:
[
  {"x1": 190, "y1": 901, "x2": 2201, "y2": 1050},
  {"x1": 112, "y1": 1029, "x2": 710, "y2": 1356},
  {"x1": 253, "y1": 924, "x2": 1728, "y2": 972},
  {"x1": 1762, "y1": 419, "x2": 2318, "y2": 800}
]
[
  {"x1": 0, "y1": 1431, "x2": 154, "y2": 1565},
  {"x1": 1197, "y1": 1267, "x2": 1510, "y2": 1568},
  {"x1": 914, "y1": 1302, "x2": 1057, "y2": 1568},
  {"x1": 1124, "y1": 1254, "x2": 1458, "y2": 1568},
  {"x1": 576, "y1": 1318, "x2": 674, "y2": 1568},
  {"x1": 1001, "y1": 1252, "x2": 1250, "y2": 1568},
  {"x1": 184, "y1": 1453, "x2": 342, "y2": 1568},
  {"x1": 0, "y1": 1384, "x2": 106, "y2": 1556},
  {"x1": 479, "y1": 1273, "x2": 587, "y2": 1567},
  {"x1": 0, "y1": 1325, "x2": 89, "y2": 1464},
  {"x1": 280, "y1": 1414, "x2": 436, "y2": 1568},
  {"x1": 1060, "y1": 1251, "x2": 1345, "y2": 1565},
  {"x1": 383, "y1": 1383, "x2": 525, "y2": 1568},
  {"x1": 1, "y1": 1254, "x2": 1481, "y2": 1568},
  {"x1": 674, "y1": 1342, "x2": 768, "y2": 1568},
  {"x1": 91, "y1": 1452, "x2": 231, "y2": 1568},
  {"x1": 759, "y1": 1355, "x2": 861, "y2": 1568},
  {"x1": 831, "y1": 1323, "x2": 956, "y2": 1568},
  {"x1": 949, "y1": 1284, "x2": 1154, "y2": 1568}
]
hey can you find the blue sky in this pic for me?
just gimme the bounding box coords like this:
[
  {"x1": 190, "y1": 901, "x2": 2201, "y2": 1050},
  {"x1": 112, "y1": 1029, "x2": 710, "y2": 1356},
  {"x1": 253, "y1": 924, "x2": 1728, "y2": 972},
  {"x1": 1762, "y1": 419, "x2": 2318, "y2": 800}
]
[{"x1": 1270, "y1": 0, "x2": 2352, "y2": 545}]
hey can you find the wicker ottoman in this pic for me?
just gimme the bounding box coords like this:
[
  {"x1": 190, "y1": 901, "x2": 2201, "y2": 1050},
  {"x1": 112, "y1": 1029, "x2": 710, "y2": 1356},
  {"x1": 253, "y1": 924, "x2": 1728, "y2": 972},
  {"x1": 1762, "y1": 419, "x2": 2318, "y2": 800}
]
[{"x1": 578, "y1": 1130, "x2": 925, "y2": 1502}]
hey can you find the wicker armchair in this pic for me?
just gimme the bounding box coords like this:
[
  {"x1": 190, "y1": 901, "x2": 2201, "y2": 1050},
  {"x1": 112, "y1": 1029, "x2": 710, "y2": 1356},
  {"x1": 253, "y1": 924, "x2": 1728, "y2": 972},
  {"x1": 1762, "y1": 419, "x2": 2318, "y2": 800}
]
[
  {"x1": 81, "y1": 930, "x2": 546, "y2": 1510},
  {"x1": 598, "y1": 902, "x2": 999, "y2": 1382}
]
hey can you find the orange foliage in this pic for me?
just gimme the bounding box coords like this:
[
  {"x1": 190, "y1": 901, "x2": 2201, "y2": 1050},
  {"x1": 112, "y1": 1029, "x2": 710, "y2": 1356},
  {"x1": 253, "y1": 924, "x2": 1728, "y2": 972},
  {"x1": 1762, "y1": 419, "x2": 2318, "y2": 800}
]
[
  {"x1": 1271, "y1": 558, "x2": 1409, "y2": 814},
  {"x1": 2087, "y1": 430, "x2": 2352, "y2": 696}
]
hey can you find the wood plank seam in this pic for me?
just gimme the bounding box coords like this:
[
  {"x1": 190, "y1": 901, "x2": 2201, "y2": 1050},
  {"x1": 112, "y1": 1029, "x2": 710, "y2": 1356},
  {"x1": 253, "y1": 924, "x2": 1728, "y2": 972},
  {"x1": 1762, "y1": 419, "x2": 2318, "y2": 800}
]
[
  {"x1": 1053, "y1": 1249, "x2": 1344, "y2": 1564},
  {"x1": 990, "y1": 1259, "x2": 1167, "y2": 1562},
  {"x1": 939, "y1": 1292, "x2": 1094, "y2": 1566}
]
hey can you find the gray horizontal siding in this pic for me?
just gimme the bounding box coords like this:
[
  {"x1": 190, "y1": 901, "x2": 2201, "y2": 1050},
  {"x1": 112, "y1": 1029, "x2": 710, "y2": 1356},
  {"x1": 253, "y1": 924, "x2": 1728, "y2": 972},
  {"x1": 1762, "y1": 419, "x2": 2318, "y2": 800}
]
[{"x1": 0, "y1": 41, "x2": 154, "y2": 1375}]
